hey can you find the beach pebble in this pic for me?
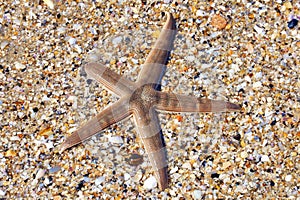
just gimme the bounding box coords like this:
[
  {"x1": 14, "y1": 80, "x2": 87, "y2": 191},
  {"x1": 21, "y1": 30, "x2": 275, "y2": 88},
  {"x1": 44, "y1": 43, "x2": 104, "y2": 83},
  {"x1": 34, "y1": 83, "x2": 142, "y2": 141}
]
[
  {"x1": 134, "y1": 171, "x2": 143, "y2": 182},
  {"x1": 108, "y1": 136, "x2": 123, "y2": 144},
  {"x1": 49, "y1": 166, "x2": 61, "y2": 174},
  {"x1": 170, "y1": 166, "x2": 178, "y2": 174},
  {"x1": 124, "y1": 173, "x2": 130, "y2": 181},
  {"x1": 193, "y1": 190, "x2": 202, "y2": 199},
  {"x1": 222, "y1": 161, "x2": 231, "y2": 169},
  {"x1": 196, "y1": 10, "x2": 206, "y2": 17},
  {"x1": 287, "y1": 19, "x2": 298, "y2": 29},
  {"x1": 285, "y1": 174, "x2": 292, "y2": 182},
  {"x1": 35, "y1": 169, "x2": 46, "y2": 180},
  {"x1": 240, "y1": 151, "x2": 248, "y2": 159},
  {"x1": 43, "y1": 0, "x2": 54, "y2": 9},
  {"x1": 10, "y1": 136, "x2": 20, "y2": 141},
  {"x1": 254, "y1": 25, "x2": 265, "y2": 35},
  {"x1": 1, "y1": 40, "x2": 9, "y2": 49},
  {"x1": 253, "y1": 81, "x2": 262, "y2": 89},
  {"x1": 0, "y1": 190, "x2": 5, "y2": 196},
  {"x1": 112, "y1": 36, "x2": 123, "y2": 45},
  {"x1": 68, "y1": 37, "x2": 76, "y2": 45},
  {"x1": 182, "y1": 162, "x2": 192, "y2": 170},
  {"x1": 211, "y1": 14, "x2": 227, "y2": 29},
  {"x1": 83, "y1": 176, "x2": 90, "y2": 182},
  {"x1": 261, "y1": 155, "x2": 270, "y2": 162},
  {"x1": 95, "y1": 176, "x2": 105, "y2": 185},
  {"x1": 143, "y1": 176, "x2": 157, "y2": 190},
  {"x1": 15, "y1": 62, "x2": 25, "y2": 70},
  {"x1": 44, "y1": 177, "x2": 51, "y2": 186},
  {"x1": 119, "y1": 57, "x2": 127, "y2": 62}
]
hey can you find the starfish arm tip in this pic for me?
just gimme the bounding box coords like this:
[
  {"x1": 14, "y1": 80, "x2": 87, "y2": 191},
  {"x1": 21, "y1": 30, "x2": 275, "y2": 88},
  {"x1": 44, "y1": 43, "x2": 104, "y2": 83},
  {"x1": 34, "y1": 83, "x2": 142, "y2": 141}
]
[
  {"x1": 226, "y1": 102, "x2": 242, "y2": 111},
  {"x1": 84, "y1": 62, "x2": 98, "y2": 77},
  {"x1": 55, "y1": 142, "x2": 69, "y2": 154},
  {"x1": 156, "y1": 167, "x2": 169, "y2": 190}
]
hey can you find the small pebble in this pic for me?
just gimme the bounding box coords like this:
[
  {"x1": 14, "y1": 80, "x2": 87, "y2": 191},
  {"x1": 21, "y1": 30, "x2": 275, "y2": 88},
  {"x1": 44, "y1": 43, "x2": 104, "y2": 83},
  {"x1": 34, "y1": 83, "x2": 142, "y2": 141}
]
[
  {"x1": 255, "y1": 72, "x2": 262, "y2": 79},
  {"x1": 170, "y1": 166, "x2": 178, "y2": 174},
  {"x1": 44, "y1": 177, "x2": 51, "y2": 185},
  {"x1": 222, "y1": 161, "x2": 231, "y2": 169},
  {"x1": 119, "y1": 57, "x2": 127, "y2": 62},
  {"x1": 44, "y1": 141, "x2": 53, "y2": 150},
  {"x1": 10, "y1": 136, "x2": 20, "y2": 141},
  {"x1": 196, "y1": 10, "x2": 205, "y2": 17},
  {"x1": 112, "y1": 36, "x2": 123, "y2": 45},
  {"x1": 254, "y1": 25, "x2": 265, "y2": 35},
  {"x1": 57, "y1": 27, "x2": 66, "y2": 34},
  {"x1": 211, "y1": 14, "x2": 227, "y2": 29},
  {"x1": 134, "y1": 171, "x2": 143, "y2": 182},
  {"x1": 131, "y1": 58, "x2": 139, "y2": 64},
  {"x1": 261, "y1": 155, "x2": 270, "y2": 162},
  {"x1": 193, "y1": 190, "x2": 202, "y2": 199},
  {"x1": 287, "y1": 19, "x2": 298, "y2": 29},
  {"x1": 15, "y1": 62, "x2": 25, "y2": 70},
  {"x1": 143, "y1": 176, "x2": 157, "y2": 190},
  {"x1": 285, "y1": 174, "x2": 292, "y2": 182},
  {"x1": 83, "y1": 176, "x2": 90, "y2": 182},
  {"x1": 1, "y1": 40, "x2": 9, "y2": 49},
  {"x1": 108, "y1": 136, "x2": 123, "y2": 144},
  {"x1": 5, "y1": 149, "x2": 17, "y2": 157},
  {"x1": 39, "y1": 127, "x2": 53, "y2": 137},
  {"x1": 43, "y1": 0, "x2": 54, "y2": 9},
  {"x1": 35, "y1": 169, "x2": 46, "y2": 180},
  {"x1": 124, "y1": 173, "x2": 130, "y2": 181},
  {"x1": 211, "y1": 172, "x2": 220, "y2": 179},
  {"x1": 68, "y1": 37, "x2": 76, "y2": 45},
  {"x1": 253, "y1": 81, "x2": 262, "y2": 89},
  {"x1": 126, "y1": 153, "x2": 143, "y2": 166},
  {"x1": 182, "y1": 162, "x2": 192, "y2": 170},
  {"x1": 95, "y1": 176, "x2": 105, "y2": 185},
  {"x1": 266, "y1": 97, "x2": 272, "y2": 103},
  {"x1": 49, "y1": 166, "x2": 61, "y2": 174},
  {"x1": 0, "y1": 190, "x2": 5, "y2": 196},
  {"x1": 240, "y1": 151, "x2": 248, "y2": 159}
]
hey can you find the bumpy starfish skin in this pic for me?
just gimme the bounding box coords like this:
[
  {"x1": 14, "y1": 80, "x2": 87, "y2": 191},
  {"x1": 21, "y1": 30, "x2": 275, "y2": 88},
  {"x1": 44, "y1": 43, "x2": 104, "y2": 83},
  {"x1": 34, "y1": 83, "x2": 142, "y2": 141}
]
[{"x1": 60, "y1": 13, "x2": 241, "y2": 190}]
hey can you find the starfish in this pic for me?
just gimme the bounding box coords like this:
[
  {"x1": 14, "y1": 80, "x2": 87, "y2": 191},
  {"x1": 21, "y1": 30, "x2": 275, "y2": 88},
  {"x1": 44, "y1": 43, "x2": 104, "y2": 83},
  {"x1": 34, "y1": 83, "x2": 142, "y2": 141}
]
[{"x1": 60, "y1": 13, "x2": 241, "y2": 190}]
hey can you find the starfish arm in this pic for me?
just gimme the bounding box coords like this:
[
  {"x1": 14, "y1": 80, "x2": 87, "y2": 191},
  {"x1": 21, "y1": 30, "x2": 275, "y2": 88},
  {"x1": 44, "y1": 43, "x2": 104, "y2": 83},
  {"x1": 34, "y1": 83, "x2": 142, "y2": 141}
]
[
  {"x1": 155, "y1": 91, "x2": 241, "y2": 112},
  {"x1": 132, "y1": 107, "x2": 168, "y2": 190},
  {"x1": 59, "y1": 98, "x2": 131, "y2": 152},
  {"x1": 85, "y1": 62, "x2": 136, "y2": 96},
  {"x1": 137, "y1": 12, "x2": 177, "y2": 87}
]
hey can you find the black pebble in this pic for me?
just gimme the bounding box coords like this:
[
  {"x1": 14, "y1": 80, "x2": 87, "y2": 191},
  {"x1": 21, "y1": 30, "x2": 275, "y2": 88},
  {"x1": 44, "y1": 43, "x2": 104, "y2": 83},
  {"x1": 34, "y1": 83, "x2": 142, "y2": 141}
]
[
  {"x1": 211, "y1": 172, "x2": 220, "y2": 179},
  {"x1": 238, "y1": 88, "x2": 245, "y2": 93},
  {"x1": 288, "y1": 19, "x2": 298, "y2": 29},
  {"x1": 76, "y1": 180, "x2": 85, "y2": 191},
  {"x1": 86, "y1": 79, "x2": 93, "y2": 85},
  {"x1": 233, "y1": 133, "x2": 241, "y2": 141},
  {"x1": 270, "y1": 120, "x2": 276, "y2": 126}
]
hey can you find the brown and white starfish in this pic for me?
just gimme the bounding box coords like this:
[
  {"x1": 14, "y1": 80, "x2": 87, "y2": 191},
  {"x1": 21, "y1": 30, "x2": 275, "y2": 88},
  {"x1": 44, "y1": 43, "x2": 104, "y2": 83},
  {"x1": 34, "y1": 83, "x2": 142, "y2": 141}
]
[{"x1": 60, "y1": 13, "x2": 241, "y2": 190}]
